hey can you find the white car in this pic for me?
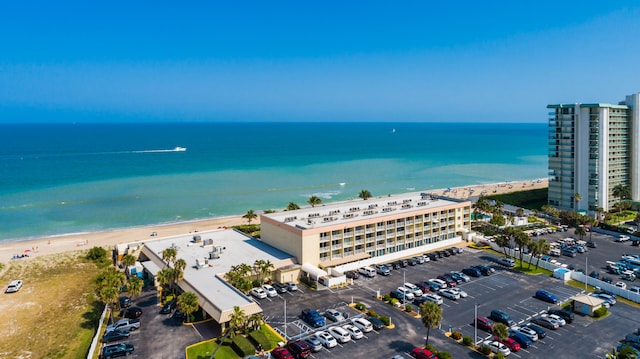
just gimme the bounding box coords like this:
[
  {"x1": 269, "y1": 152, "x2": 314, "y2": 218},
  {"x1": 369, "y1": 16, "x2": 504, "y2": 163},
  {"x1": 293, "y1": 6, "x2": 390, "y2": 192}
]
[
  {"x1": 350, "y1": 317, "x2": 373, "y2": 333},
  {"x1": 325, "y1": 309, "x2": 347, "y2": 322},
  {"x1": 250, "y1": 287, "x2": 267, "y2": 299},
  {"x1": 512, "y1": 326, "x2": 538, "y2": 342},
  {"x1": 438, "y1": 288, "x2": 461, "y2": 300},
  {"x1": 286, "y1": 282, "x2": 299, "y2": 291},
  {"x1": 404, "y1": 282, "x2": 423, "y2": 297},
  {"x1": 396, "y1": 287, "x2": 415, "y2": 301},
  {"x1": 615, "y1": 281, "x2": 627, "y2": 290},
  {"x1": 421, "y1": 293, "x2": 443, "y2": 305},
  {"x1": 315, "y1": 331, "x2": 338, "y2": 348},
  {"x1": 5, "y1": 280, "x2": 23, "y2": 293},
  {"x1": 342, "y1": 324, "x2": 364, "y2": 339},
  {"x1": 262, "y1": 284, "x2": 278, "y2": 297},
  {"x1": 616, "y1": 235, "x2": 630, "y2": 242},
  {"x1": 449, "y1": 287, "x2": 468, "y2": 298},
  {"x1": 421, "y1": 254, "x2": 431, "y2": 263},
  {"x1": 630, "y1": 286, "x2": 640, "y2": 294},
  {"x1": 483, "y1": 340, "x2": 511, "y2": 356},
  {"x1": 543, "y1": 314, "x2": 565, "y2": 327},
  {"x1": 328, "y1": 326, "x2": 351, "y2": 343},
  {"x1": 428, "y1": 278, "x2": 447, "y2": 289}
]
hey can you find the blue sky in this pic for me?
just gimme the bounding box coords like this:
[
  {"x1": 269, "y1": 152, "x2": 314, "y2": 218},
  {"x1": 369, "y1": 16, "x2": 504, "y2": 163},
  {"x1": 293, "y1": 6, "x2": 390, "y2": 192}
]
[{"x1": 1, "y1": 1, "x2": 639, "y2": 123}]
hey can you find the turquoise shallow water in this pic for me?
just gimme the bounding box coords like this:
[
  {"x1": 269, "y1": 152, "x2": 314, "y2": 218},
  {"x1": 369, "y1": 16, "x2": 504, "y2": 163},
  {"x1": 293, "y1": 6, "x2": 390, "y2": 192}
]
[{"x1": 0, "y1": 122, "x2": 547, "y2": 241}]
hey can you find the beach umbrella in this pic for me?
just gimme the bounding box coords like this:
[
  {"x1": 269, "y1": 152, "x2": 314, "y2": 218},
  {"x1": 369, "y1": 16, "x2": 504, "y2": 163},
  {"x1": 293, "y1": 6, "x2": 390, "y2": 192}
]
[{"x1": 24, "y1": 249, "x2": 31, "y2": 253}]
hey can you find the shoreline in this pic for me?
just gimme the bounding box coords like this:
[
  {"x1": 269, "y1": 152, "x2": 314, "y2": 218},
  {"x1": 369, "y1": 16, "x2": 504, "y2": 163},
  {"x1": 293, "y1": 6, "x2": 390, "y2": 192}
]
[{"x1": 0, "y1": 178, "x2": 547, "y2": 263}]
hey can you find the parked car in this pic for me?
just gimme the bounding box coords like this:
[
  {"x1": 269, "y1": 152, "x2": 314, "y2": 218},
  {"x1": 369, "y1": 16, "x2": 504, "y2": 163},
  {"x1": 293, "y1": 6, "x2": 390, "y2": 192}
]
[
  {"x1": 410, "y1": 347, "x2": 438, "y2": 359},
  {"x1": 375, "y1": 264, "x2": 391, "y2": 276},
  {"x1": 262, "y1": 284, "x2": 278, "y2": 297},
  {"x1": 304, "y1": 336, "x2": 323, "y2": 352},
  {"x1": 118, "y1": 296, "x2": 131, "y2": 308},
  {"x1": 272, "y1": 347, "x2": 294, "y2": 359},
  {"x1": 396, "y1": 287, "x2": 415, "y2": 301},
  {"x1": 462, "y1": 267, "x2": 482, "y2": 277},
  {"x1": 367, "y1": 316, "x2": 385, "y2": 330},
  {"x1": 325, "y1": 309, "x2": 347, "y2": 322},
  {"x1": 101, "y1": 343, "x2": 134, "y2": 358},
  {"x1": 427, "y1": 278, "x2": 447, "y2": 290},
  {"x1": 448, "y1": 287, "x2": 468, "y2": 298},
  {"x1": 450, "y1": 271, "x2": 470, "y2": 283},
  {"x1": 160, "y1": 299, "x2": 177, "y2": 314},
  {"x1": 496, "y1": 337, "x2": 521, "y2": 352},
  {"x1": 315, "y1": 331, "x2": 338, "y2": 348},
  {"x1": 474, "y1": 265, "x2": 495, "y2": 275},
  {"x1": 327, "y1": 326, "x2": 351, "y2": 344},
  {"x1": 476, "y1": 317, "x2": 495, "y2": 332},
  {"x1": 526, "y1": 324, "x2": 547, "y2": 339},
  {"x1": 286, "y1": 282, "x2": 299, "y2": 291},
  {"x1": 483, "y1": 340, "x2": 511, "y2": 356},
  {"x1": 273, "y1": 282, "x2": 289, "y2": 293},
  {"x1": 508, "y1": 330, "x2": 533, "y2": 349},
  {"x1": 562, "y1": 247, "x2": 577, "y2": 257},
  {"x1": 350, "y1": 317, "x2": 373, "y2": 333},
  {"x1": 617, "y1": 235, "x2": 631, "y2": 242},
  {"x1": 616, "y1": 281, "x2": 628, "y2": 289},
  {"x1": 119, "y1": 306, "x2": 143, "y2": 319},
  {"x1": 437, "y1": 274, "x2": 457, "y2": 287},
  {"x1": 497, "y1": 257, "x2": 516, "y2": 267},
  {"x1": 416, "y1": 293, "x2": 443, "y2": 305},
  {"x1": 251, "y1": 287, "x2": 268, "y2": 299},
  {"x1": 101, "y1": 329, "x2": 130, "y2": 343},
  {"x1": 511, "y1": 326, "x2": 538, "y2": 342},
  {"x1": 345, "y1": 270, "x2": 359, "y2": 279},
  {"x1": 489, "y1": 309, "x2": 516, "y2": 327},
  {"x1": 301, "y1": 309, "x2": 325, "y2": 328},
  {"x1": 5, "y1": 280, "x2": 23, "y2": 293},
  {"x1": 531, "y1": 316, "x2": 559, "y2": 330},
  {"x1": 534, "y1": 289, "x2": 558, "y2": 304},
  {"x1": 287, "y1": 340, "x2": 311, "y2": 359},
  {"x1": 404, "y1": 282, "x2": 423, "y2": 297},
  {"x1": 544, "y1": 314, "x2": 566, "y2": 327},
  {"x1": 438, "y1": 288, "x2": 460, "y2": 300},
  {"x1": 547, "y1": 308, "x2": 574, "y2": 324},
  {"x1": 591, "y1": 293, "x2": 616, "y2": 305},
  {"x1": 587, "y1": 240, "x2": 597, "y2": 248},
  {"x1": 342, "y1": 324, "x2": 364, "y2": 339}
]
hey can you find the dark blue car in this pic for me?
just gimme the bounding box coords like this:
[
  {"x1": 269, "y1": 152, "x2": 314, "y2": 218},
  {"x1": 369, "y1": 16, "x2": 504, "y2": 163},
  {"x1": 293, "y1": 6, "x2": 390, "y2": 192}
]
[
  {"x1": 534, "y1": 289, "x2": 558, "y2": 304},
  {"x1": 509, "y1": 331, "x2": 533, "y2": 348}
]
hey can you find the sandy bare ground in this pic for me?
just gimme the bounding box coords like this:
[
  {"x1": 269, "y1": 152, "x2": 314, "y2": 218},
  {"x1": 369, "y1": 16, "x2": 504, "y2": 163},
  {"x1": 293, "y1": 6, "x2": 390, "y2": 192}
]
[{"x1": 0, "y1": 179, "x2": 547, "y2": 263}]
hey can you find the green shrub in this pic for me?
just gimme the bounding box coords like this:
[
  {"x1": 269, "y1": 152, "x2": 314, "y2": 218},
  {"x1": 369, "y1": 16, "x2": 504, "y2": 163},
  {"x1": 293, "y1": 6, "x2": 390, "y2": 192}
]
[
  {"x1": 382, "y1": 294, "x2": 391, "y2": 302},
  {"x1": 480, "y1": 345, "x2": 492, "y2": 355},
  {"x1": 450, "y1": 331, "x2": 462, "y2": 340},
  {"x1": 462, "y1": 336, "x2": 473, "y2": 346},
  {"x1": 379, "y1": 316, "x2": 390, "y2": 326},
  {"x1": 405, "y1": 304, "x2": 413, "y2": 312},
  {"x1": 425, "y1": 344, "x2": 436, "y2": 353},
  {"x1": 437, "y1": 351, "x2": 453, "y2": 359},
  {"x1": 231, "y1": 335, "x2": 255, "y2": 357},
  {"x1": 86, "y1": 246, "x2": 107, "y2": 261},
  {"x1": 367, "y1": 309, "x2": 378, "y2": 318},
  {"x1": 248, "y1": 330, "x2": 271, "y2": 351},
  {"x1": 594, "y1": 306, "x2": 608, "y2": 318},
  {"x1": 354, "y1": 303, "x2": 366, "y2": 311},
  {"x1": 390, "y1": 298, "x2": 399, "y2": 307},
  {"x1": 494, "y1": 352, "x2": 505, "y2": 359}
]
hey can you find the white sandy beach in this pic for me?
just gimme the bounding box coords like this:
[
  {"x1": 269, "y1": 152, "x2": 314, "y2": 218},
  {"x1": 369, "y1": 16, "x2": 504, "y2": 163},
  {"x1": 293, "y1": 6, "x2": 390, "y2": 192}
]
[{"x1": 0, "y1": 179, "x2": 547, "y2": 262}]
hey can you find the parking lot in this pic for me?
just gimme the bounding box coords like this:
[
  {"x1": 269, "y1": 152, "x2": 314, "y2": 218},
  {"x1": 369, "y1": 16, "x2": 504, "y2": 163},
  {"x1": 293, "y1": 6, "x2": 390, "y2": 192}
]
[{"x1": 256, "y1": 233, "x2": 639, "y2": 358}]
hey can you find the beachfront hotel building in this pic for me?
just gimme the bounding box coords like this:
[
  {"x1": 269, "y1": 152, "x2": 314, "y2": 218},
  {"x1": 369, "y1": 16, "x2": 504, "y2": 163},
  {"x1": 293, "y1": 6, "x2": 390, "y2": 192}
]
[
  {"x1": 547, "y1": 92, "x2": 640, "y2": 214},
  {"x1": 260, "y1": 192, "x2": 472, "y2": 271}
]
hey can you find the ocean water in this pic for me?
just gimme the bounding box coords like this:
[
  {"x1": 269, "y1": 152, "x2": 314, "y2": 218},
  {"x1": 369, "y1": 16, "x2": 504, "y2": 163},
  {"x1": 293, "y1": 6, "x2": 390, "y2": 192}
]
[{"x1": 0, "y1": 122, "x2": 547, "y2": 241}]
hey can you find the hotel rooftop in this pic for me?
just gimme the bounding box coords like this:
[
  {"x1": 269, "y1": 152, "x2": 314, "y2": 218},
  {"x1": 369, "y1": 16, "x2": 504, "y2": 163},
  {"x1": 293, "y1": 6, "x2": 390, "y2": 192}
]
[{"x1": 265, "y1": 191, "x2": 467, "y2": 229}]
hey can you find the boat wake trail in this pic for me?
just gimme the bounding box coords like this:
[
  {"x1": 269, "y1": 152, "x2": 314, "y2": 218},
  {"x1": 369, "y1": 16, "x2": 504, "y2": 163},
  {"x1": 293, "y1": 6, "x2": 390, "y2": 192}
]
[{"x1": 2, "y1": 147, "x2": 187, "y2": 160}]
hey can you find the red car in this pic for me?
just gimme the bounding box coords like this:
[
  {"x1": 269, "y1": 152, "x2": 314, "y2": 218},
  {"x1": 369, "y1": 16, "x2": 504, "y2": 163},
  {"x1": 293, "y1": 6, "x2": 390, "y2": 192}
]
[
  {"x1": 476, "y1": 317, "x2": 495, "y2": 332},
  {"x1": 411, "y1": 347, "x2": 439, "y2": 359},
  {"x1": 496, "y1": 336, "x2": 521, "y2": 352},
  {"x1": 272, "y1": 347, "x2": 294, "y2": 359}
]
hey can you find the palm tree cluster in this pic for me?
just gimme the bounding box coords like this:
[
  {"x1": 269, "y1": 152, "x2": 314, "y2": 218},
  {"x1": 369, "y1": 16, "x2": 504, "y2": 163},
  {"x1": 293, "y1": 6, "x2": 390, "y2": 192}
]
[
  {"x1": 494, "y1": 227, "x2": 552, "y2": 269},
  {"x1": 95, "y1": 267, "x2": 127, "y2": 323},
  {"x1": 243, "y1": 209, "x2": 257, "y2": 224},
  {"x1": 227, "y1": 306, "x2": 265, "y2": 337},
  {"x1": 225, "y1": 260, "x2": 274, "y2": 293},
  {"x1": 156, "y1": 247, "x2": 187, "y2": 297},
  {"x1": 176, "y1": 291, "x2": 199, "y2": 323},
  {"x1": 473, "y1": 195, "x2": 506, "y2": 226}
]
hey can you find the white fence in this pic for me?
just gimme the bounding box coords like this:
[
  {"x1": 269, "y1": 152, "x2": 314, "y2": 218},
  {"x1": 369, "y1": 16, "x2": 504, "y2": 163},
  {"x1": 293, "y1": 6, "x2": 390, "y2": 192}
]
[{"x1": 87, "y1": 304, "x2": 108, "y2": 358}]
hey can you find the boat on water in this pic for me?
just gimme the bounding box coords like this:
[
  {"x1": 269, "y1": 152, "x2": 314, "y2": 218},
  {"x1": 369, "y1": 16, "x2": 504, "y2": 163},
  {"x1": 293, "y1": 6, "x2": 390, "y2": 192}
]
[{"x1": 174, "y1": 147, "x2": 187, "y2": 152}]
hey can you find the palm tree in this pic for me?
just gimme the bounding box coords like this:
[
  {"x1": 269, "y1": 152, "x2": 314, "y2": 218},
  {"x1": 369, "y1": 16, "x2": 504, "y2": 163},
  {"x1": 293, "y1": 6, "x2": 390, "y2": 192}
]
[
  {"x1": 156, "y1": 269, "x2": 172, "y2": 297},
  {"x1": 612, "y1": 184, "x2": 631, "y2": 213},
  {"x1": 162, "y1": 247, "x2": 177, "y2": 268},
  {"x1": 494, "y1": 234, "x2": 511, "y2": 258},
  {"x1": 535, "y1": 240, "x2": 551, "y2": 269},
  {"x1": 121, "y1": 254, "x2": 136, "y2": 269},
  {"x1": 527, "y1": 240, "x2": 540, "y2": 268},
  {"x1": 493, "y1": 200, "x2": 504, "y2": 214},
  {"x1": 492, "y1": 323, "x2": 509, "y2": 341},
  {"x1": 474, "y1": 196, "x2": 491, "y2": 216},
  {"x1": 358, "y1": 189, "x2": 372, "y2": 200},
  {"x1": 515, "y1": 208, "x2": 525, "y2": 217},
  {"x1": 307, "y1": 195, "x2": 322, "y2": 207},
  {"x1": 263, "y1": 209, "x2": 276, "y2": 214},
  {"x1": 258, "y1": 260, "x2": 274, "y2": 284},
  {"x1": 286, "y1": 202, "x2": 300, "y2": 211},
  {"x1": 419, "y1": 301, "x2": 442, "y2": 346},
  {"x1": 573, "y1": 192, "x2": 582, "y2": 211},
  {"x1": 98, "y1": 286, "x2": 119, "y2": 324},
  {"x1": 513, "y1": 230, "x2": 530, "y2": 267},
  {"x1": 247, "y1": 313, "x2": 265, "y2": 332},
  {"x1": 243, "y1": 209, "x2": 257, "y2": 224},
  {"x1": 177, "y1": 291, "x2": 200, "y2": 323},
  {"x1": 127, "y1": 276, "x2": 144, "y2": 301},
  {"x1": 229, "y1": 306, "x2": 247, "y2": 336},
  {"x1": 575, "y1": 226, "x2": 587, "y2": 241}
]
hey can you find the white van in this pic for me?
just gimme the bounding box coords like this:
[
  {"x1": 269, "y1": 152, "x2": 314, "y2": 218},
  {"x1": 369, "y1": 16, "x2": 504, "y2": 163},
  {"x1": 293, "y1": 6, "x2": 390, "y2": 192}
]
[
  {"x1": 358, "y1": 266, "x2": 376, "y2": 278},
  {"x1": 549, "y1": 248, "x2": 561, "y2": 256}
]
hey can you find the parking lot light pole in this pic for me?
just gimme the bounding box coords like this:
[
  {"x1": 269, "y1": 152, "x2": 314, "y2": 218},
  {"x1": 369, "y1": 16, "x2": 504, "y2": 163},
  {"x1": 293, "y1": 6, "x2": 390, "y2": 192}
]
[
  {"x1": 403, "y1": 270, "x2": 406, "y2": 308},
  {"x1": 474, "y1": 303, "x2": 478, "y2": 344}
]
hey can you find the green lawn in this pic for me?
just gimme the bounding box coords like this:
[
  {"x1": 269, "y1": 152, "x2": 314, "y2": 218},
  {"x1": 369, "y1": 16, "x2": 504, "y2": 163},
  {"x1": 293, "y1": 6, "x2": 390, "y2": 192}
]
[
  {"x1": 486, "y1": 188, "x2": 548, "y2": 210},
  {"x1": 186, "y1": 325, "x2": 283, "y2": 359}
]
